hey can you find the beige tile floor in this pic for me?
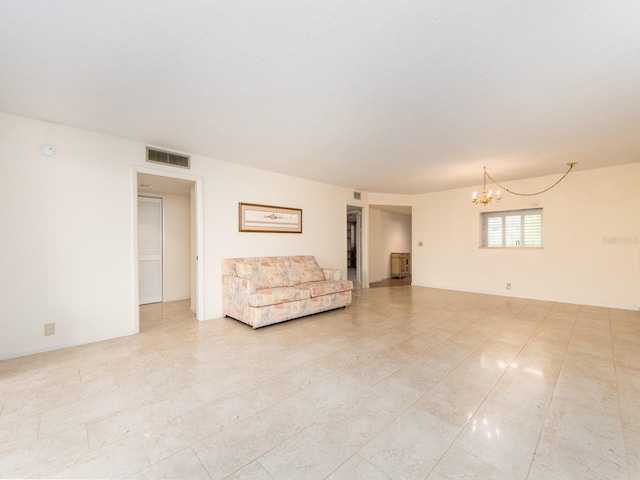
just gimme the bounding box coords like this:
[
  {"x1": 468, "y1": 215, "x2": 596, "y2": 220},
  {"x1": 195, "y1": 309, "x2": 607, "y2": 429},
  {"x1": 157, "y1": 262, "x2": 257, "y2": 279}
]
[{"x1": 1, "y1": 286, "x2": 639, "y2": 479}]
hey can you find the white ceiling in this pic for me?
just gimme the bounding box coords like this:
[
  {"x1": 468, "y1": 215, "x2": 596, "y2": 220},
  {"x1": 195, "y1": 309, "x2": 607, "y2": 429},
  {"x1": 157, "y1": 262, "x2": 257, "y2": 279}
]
[
  {"x1": 2, "y1": 1, "x2": 639, "y2": 194},
  {"x1": 138, "y1": 173, "x2": 193, "y2": 196}
]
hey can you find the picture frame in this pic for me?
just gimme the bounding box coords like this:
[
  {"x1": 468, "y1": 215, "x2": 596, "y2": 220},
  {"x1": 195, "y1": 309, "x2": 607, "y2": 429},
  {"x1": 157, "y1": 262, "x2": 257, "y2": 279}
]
[{"x1": 239, "y1": 202, "x2": 302, "y2": 233}]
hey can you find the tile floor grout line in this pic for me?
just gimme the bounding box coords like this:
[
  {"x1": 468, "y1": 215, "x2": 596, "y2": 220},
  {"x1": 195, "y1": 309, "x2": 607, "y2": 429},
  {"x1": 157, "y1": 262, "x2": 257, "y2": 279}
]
[
  {"x1": 423, "y1": 301, "x2": 552, "y2": 479},
  {"x1": 524, "y1": 304, "x2": 580, "y2": 480},
  {"x1": 191, "y1": 446, "x2": 216, "y2": 480},
  {"x1": 279, "y1": 310, "x2": 470, "y2": 479},
  {"x1": 350, "y1": 298, "x2": 541, "y2": 478},
  {"x1": 3, "y1": 294, "x2": 637, "y2": 479},
  {"x1": 608, "y1": 308, "x2": 633, "y2": 480}
]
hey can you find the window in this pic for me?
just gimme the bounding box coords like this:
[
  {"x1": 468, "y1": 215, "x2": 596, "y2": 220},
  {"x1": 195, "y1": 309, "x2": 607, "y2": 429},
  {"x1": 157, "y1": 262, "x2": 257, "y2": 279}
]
[{"x1": 481, "y1": 208, "x2": 543, "y2": 248}]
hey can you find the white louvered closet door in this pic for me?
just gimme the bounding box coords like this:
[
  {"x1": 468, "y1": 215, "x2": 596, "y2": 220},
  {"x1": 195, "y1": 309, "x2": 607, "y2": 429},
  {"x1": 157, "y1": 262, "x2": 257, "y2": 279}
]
[{"x1": 138, "y1": 196, "x2": 163, "y2": 305}]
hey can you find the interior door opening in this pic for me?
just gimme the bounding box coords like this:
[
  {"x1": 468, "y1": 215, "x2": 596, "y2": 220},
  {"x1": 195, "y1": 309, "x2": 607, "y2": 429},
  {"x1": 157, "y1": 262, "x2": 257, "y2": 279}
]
[
  {"x1": 136, "y1": 171, "x2": 201, "y2": 324},
  {"x1": 367, "y1": 204, "x2": 412, "y2": 287},
  {"x1": 347, "y1": 205, "x2": 363, "y2": 289}
]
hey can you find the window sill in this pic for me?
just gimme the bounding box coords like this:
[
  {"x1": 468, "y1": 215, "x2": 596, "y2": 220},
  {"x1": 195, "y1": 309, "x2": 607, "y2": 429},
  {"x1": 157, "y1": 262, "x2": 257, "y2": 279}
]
[{"x1": 479, "y1": 246, "x2": 544, "y2": 250}]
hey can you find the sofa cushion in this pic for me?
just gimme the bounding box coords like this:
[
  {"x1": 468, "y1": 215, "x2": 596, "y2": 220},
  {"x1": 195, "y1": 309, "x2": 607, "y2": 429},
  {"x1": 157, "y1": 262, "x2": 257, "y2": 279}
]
[
  {"x1": 300, "y1": 280, "x2": 353, "y2": 297},
  {"x1": 285, "y1": 258, "x2": 326, "y2": 285},
  {"x1": 248, "y1": 287, "x2": 311, "y2": 307},
  {"x1": 237, "y1": 260, "x2": 288, "y2": 289}
]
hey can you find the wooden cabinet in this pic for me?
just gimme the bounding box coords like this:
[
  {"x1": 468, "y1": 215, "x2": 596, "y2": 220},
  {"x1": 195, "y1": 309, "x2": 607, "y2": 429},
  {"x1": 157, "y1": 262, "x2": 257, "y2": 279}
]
[{"x1": 390, "y1": 253, "x2": 411, "y2": 278}]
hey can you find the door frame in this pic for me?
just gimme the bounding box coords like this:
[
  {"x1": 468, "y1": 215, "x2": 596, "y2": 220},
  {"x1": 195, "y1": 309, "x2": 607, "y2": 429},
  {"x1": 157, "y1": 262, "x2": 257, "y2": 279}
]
[
  {"x1": 346, "y1": 204, "x2": 364, "y2": 288},
  {"x1": 132, "y1": 166, "x2": 204, "y2": 329}
]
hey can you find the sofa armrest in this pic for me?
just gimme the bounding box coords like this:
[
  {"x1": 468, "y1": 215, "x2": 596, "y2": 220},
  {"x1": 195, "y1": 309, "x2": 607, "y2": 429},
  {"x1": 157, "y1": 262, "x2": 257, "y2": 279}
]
[
  {"x1": 322, "y1": 268, "x2": 343, "y2": 281},
  {"x1": 222, "y1": 275, "x2": 257, "y2": 296}
]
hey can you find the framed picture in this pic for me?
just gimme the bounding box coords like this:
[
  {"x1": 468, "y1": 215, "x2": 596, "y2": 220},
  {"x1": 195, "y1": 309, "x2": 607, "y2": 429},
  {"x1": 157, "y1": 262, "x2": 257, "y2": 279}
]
[{"x1": 239, "y1": 203, "x2": 302, "y2": 233}]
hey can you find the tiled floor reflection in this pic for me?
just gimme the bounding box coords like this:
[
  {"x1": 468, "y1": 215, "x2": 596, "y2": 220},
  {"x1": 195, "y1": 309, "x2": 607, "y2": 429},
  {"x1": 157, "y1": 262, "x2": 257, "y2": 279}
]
[{"x1": 1, "y1": 287, "x2": 639, "y2": 479}]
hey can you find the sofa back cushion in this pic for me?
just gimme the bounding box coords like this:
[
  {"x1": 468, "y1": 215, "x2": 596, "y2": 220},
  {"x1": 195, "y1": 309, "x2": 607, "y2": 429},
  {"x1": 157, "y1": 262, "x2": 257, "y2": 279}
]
[
  {"x1": 237, "y1": 260, "x2": 288, "y2": 289},
  {"x1": 224, "y1": 256, "x2": 328, "y2": 289},
  {"x1": 235, "y1": 262, "x2": 254, "y2": 278},
  {"x1": 285, "y1": 257, "x2": 326, "y2": 285}
]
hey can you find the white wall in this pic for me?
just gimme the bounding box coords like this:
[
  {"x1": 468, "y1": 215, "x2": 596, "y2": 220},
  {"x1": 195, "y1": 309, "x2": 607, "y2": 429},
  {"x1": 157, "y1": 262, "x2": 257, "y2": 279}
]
[
  {"x1": 0, "y1": 112, "x2": 355, "y2": 360},
  {"x1": 163, "y1": 193, "x2": 190, "y2": 302},
  {"x1": 368, "y1": 208, "x2": 382, "y2": 282},
  {"x1": 412, "y1": 163, "x2": 640, "y2": 310},
  {"x1": 368, "y1": 208, "x2": 412, "y2": 282},
  {"x1": 1, "y1": 114, "x2": 138, "y2": 359}
]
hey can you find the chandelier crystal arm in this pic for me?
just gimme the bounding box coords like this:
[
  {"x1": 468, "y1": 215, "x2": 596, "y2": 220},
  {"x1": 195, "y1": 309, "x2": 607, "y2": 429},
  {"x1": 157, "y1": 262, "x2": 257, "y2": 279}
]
[{"x1": 483, "y1": 162, "x2": 576, "y2": 197}]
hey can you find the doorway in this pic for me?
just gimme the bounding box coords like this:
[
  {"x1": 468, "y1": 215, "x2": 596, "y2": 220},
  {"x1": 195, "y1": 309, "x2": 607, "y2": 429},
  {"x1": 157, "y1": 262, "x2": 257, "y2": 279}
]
[
  {"x1": 368, "y1": 204, "x2": 412, "y2": 285},
  {"x1": 135, "y1": 169, "x2": 203, "y2": 323},
  {"x1": 347, "y1": 205, "x2": 363, "y2": 288}
]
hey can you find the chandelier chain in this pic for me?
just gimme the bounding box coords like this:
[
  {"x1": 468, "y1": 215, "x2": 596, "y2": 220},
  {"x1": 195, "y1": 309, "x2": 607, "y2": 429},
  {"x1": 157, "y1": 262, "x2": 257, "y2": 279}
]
[{"x1": 483, "y1": 162, "x2": 576, "y2": 197}]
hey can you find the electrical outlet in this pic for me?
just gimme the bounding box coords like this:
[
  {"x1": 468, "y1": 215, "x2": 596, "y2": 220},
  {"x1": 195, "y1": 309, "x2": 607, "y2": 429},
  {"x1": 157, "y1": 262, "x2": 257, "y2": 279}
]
[
  {"x1": 506, "y1": 282, "x2": 512, "y2": 290},
  {"x1": 44, "y1": 323, "x2": 55, "y2": 336}
]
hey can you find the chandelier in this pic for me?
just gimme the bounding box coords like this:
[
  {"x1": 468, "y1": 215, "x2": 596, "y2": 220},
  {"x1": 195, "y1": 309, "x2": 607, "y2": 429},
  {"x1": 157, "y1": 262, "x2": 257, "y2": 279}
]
[
  {"x1": 472, "y1": 162, "x2": 576, "y2": 206},
  {"x1": 472, "y1": 168, "x2": 500, "y2": 206}
]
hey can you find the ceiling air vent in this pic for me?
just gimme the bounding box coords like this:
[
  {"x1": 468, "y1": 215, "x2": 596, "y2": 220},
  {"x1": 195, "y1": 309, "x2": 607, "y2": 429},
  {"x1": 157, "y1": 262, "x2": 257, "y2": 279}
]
[
  {"x1": 353, "y1": 191, "x2": 362, "y2": 200},
  {"x1": 146, "y1": 147, "x2": 190, "y2": 169}
]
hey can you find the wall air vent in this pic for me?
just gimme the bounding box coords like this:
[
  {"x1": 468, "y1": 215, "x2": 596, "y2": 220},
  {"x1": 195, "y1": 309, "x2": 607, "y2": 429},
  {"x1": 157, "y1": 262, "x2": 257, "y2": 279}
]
[
  {"x1": 146, "y1": 147, "x2": 190, "y2": 169},
  {"x1": 353, "y1": 191, "x2": 362, "y2": 200}
]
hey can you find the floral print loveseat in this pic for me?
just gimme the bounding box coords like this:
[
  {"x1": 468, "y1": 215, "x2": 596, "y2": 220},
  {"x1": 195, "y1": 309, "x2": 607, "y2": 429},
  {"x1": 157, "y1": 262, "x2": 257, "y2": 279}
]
[{"x1": 222, "y1": 256, "x2": 353, "y2": 328}]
